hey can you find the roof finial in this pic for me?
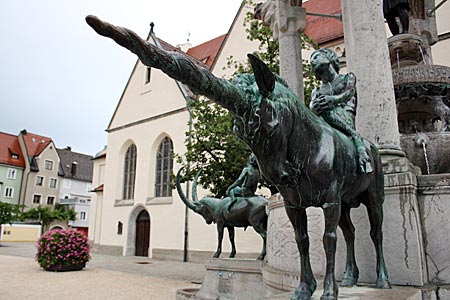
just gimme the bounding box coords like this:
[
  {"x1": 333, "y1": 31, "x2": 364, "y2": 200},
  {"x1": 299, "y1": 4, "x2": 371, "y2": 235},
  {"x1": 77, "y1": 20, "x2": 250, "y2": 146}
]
[{"x1": 150, "y1": 22, "x2": 155, "y2": 34}]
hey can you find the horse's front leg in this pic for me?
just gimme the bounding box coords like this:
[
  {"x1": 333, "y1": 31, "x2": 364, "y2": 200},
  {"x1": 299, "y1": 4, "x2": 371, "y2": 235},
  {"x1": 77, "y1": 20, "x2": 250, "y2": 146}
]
[
  {"x1": 228, "y1": 226, "x2": 236, "y2": 258},
  {"x1": 213, "y1": 223, "x2": 224, "y2": 258},
  {"x1": 321, "y1": 203, "x2": 341, "y2": 300},
  {"x1": 285, "y1": 207, "x2": 317, "y2": 300},
  {"x1": 339, "y1": 204, "x2": 359, "y2": 287}
]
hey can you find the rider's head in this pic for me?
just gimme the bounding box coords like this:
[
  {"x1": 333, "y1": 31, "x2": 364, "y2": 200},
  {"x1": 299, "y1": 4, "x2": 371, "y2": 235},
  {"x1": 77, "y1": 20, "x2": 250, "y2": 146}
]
[
  {"x1": 310, "y1": 48, "x2": 340, "y2": 74},
  {"x1": 248, "y1": 153, "x2": 258, "y2": 167}
]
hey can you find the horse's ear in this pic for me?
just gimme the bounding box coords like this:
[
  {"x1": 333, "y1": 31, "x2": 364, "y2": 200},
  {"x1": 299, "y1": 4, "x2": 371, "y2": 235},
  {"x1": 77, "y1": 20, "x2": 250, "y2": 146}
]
[{"x1": 248, "y1": 53, "x2": 275, "y2": 97}]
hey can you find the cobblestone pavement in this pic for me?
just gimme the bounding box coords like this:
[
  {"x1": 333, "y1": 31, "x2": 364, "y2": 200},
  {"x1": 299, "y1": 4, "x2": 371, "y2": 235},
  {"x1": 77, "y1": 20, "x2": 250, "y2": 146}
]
[{"x1": 0, "y1": 242, "x2": 205, "y2": 300}]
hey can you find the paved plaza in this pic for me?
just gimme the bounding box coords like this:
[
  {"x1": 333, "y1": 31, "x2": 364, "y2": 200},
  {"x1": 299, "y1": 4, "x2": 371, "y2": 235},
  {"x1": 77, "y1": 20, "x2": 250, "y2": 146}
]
[{"x1": 0, "y1": 242, "x2": 205, "y2": 300}]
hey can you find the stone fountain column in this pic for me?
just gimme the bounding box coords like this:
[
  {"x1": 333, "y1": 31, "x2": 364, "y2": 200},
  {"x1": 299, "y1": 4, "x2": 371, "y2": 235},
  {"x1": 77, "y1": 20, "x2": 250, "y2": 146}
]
[
  {"x1": 256, "y1": 0, "x2": 306, "y2": 101},
  {"x1": 338, "y1": 0, "x2": 428, "y2": 288},
  {"x1": 341, "y1": 0, "x2": 403, "y2": 158}
]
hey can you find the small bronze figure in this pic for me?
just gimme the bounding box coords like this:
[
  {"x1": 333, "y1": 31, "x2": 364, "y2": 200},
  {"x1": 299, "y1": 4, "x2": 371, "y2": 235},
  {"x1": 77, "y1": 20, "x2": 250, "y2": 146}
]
[
  {"x1": 383, "y1": 0, "x2": 411, "y2": 35},
  {"x1": 226, "y1": 153, "x2": 260, "y2": 210},
  {"x1": 176, "y1": 168, "x2": 268, "y2": 260}
]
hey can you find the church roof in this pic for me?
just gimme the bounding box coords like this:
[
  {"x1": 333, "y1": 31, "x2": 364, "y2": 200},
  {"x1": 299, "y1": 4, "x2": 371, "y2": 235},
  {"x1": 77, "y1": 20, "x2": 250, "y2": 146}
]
[
  {"x1": 304, "y1": 0, "x2": 344, "y2": 45},
  {"x1": 187, "y1": 34, "x2": 227, "y2": 67}
]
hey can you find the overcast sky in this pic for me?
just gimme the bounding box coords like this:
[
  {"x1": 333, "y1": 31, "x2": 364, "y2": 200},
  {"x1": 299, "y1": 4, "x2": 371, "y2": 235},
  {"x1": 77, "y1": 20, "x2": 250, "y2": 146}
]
[{"x1": 0, "y1": 0, "x2": 243, "y2": 156}]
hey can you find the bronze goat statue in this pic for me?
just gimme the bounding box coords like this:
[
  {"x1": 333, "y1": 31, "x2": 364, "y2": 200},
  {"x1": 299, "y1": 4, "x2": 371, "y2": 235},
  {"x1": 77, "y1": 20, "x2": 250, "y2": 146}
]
[
  {"x1": 87, "y1": 16, "x2": 391, "y2": 300},
  {"x1": 176, "y1": 168, "x2": 268, "y2": 260}
]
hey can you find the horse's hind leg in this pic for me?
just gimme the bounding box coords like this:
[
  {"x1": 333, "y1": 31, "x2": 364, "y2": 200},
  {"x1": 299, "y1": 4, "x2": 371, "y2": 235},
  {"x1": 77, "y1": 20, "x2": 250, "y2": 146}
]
[
  {"x1": 252, "y1": 218, "x2": 267, "y2": 260},
  {"x1": 285, "y1": 207, "x2": 317, "y2": 300},
  {"x1": 366, "y1": 203, "x2": 391, "y2": 289},
  {"x1": 339, "y1": 204, "x2": 359, "y2": 287}
]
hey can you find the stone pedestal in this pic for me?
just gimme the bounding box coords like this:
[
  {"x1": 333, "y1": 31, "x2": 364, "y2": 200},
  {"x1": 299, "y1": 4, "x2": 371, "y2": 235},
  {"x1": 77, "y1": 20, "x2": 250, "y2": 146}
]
[
  {"x1": 264, "y1": 194, "x2": 324, "y2": 292},
  {"x1": 264, "y1": 158, "x2": 429, "y2": 292},
  {"x1": 334, "y1": 158, "x2": 428, "y2": 286},
  {"x1": 417, "y1": 174, "x2": 450, "y2": 285},
  {"x1": 177, "y1": 259, "x2": 265, "y2": 300}
]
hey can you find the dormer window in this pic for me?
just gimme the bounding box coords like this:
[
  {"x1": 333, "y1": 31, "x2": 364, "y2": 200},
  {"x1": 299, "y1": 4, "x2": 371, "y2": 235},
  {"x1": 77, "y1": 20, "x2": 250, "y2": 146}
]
[
  {"x1": 45, "y1": 160, "x2": 53, "y2": 170},
  {"x1": 11, "y1": 154, "x2": 19, "y2": 159},
  {"x1": 145, "y1": 67, "x2": 151, "y2": 84}
]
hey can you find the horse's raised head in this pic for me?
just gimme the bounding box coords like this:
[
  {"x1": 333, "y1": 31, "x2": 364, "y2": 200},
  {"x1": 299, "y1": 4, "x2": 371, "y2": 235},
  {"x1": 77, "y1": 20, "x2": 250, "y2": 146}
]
[{"x1": 247, "y1": 54, "x2": 275, "y2": 98}]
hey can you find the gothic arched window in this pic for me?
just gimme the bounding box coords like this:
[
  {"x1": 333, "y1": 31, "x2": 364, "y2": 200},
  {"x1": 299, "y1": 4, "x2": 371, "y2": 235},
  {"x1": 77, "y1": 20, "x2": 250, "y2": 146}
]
[
  {"x1": 123, "y1": 144, "x2": 137, "y2": 199},
  {"x1": 155, "y1": 137, "x2": 173, "y2": 197}
]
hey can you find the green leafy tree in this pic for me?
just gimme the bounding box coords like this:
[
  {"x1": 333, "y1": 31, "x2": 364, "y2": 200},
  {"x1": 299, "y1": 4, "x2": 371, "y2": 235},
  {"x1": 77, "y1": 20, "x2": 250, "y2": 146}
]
[
  {"x1": 176, "y1": 0, "x2": 319, "y2": 197},
  {"x1": 22, "y1": 205, "x2": 76, "y2": 233},
  {"x1": 0, "y1": 202, "x2": 22, "y2": 245},
  {"x1": 0, "y1": 202, "x2": 21, "y2": 226},
  {"x1": 176, "y1": 97, "x2": 252, "y2": 197}
]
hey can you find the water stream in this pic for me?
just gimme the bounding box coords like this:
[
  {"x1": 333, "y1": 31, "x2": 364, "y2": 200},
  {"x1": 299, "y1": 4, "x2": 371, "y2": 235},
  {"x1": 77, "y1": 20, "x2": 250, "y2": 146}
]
[
  {"x1": 421, "y1": 142, "x2": 431, "y2": 175},
  {"x1": 416, "y1": 133, "x2": 431, "y2": 175}
]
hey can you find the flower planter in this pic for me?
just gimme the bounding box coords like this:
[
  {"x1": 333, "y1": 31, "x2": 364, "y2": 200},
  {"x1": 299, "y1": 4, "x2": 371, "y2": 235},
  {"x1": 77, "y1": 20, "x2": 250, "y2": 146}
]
[
  {"x1": 44, "y1": 262, "x2": 86, "y2": 272},
  {"x1": 36, "y1": 229, "x2": 90, "y2": 272}
]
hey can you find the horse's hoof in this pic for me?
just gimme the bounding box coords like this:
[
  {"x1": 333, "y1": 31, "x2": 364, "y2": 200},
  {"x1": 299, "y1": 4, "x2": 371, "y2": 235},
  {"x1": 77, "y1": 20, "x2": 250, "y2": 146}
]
[
  {"x1": 290, "y1": 291, "x2": 312, "y2": 300},
  {"x1": 376, "y1": 279, "x2": 391, "y2": 289},
  {"x1": 256, "y1": 254, "x2": 265, "y2": 260},
  {"x1": 291, "y1": 283, "x2": 315, "y2": 300},
  {"x1": 320, "y1": 296, "x2": 337, "y2": 300},
  {"x1": 340, "y1": 277, "x2": 357, "y2": 287}
]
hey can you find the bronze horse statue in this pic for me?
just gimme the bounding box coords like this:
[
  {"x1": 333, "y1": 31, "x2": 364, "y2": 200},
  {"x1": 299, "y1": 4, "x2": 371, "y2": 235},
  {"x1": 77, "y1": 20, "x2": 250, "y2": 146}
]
[
  {"x1": 176, "y1": 168, "x2": 268, "y2": 260},
  {"x1": 86, "y1": 16, "x2": 391, "y2": 300}
]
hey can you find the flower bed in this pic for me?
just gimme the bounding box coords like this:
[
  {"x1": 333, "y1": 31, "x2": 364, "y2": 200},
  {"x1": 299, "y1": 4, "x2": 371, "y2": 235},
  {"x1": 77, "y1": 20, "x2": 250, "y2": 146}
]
[{"x1": 36, "y1": 229, "x2": 90, "y2": 271}]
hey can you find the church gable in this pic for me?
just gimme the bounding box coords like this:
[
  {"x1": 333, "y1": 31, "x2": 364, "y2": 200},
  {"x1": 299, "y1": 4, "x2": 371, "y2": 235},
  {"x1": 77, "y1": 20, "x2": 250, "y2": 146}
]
[
  {"x1": 108, "y1": 38, "x2": 191, "y2": 132},
  {"x1": 211, "y1": 2, "x2": 260, "y2": 78}
]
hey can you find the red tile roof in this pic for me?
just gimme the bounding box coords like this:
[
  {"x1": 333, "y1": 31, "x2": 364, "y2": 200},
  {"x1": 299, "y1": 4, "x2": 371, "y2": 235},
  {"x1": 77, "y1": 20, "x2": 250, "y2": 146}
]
[
  {"x1": 0, "y1": 132, "x2": 25, "y2": 168},
  {"x1": 20, "y1": 131, "x2": 52, "y2": 157},
  {"x1": 187, "y1": 34, "x2": 227, "y2": 67},
  {"x1": 304, "y1": 0, "x2": 343, "y2": 45}
]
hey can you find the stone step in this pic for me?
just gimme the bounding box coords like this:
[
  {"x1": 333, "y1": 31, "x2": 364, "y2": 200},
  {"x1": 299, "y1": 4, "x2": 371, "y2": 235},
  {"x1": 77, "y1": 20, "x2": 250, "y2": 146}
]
[{"x1": 268, "y1": 285, "x2": 422, "y2": 300}]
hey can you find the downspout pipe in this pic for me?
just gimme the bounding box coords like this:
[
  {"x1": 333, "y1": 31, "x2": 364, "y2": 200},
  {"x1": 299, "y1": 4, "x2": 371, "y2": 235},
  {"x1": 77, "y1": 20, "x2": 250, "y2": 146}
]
[{"x1": 150, "y1": 24, "x2": 193, "y2": 262}]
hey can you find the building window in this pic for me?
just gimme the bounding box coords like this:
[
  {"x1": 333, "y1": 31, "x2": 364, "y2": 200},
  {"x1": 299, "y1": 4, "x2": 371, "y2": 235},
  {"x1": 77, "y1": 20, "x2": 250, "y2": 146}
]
[
  {"x1": 145, "y1": 67, "x2": 151, "y2": 84},
  {"x1": 35, "y1": 176, "x2": 44, "y2": 186},
  {"x1": 49, "y1": 178, "x2": 57, "y2": 188},
  {"x1": 155, "y1": 137, "x2": 173, "y2": 197},
  {"x1": 47, "y1": 196, "x2": 55, "y2": 205},
  {"x1": 33, "y1": 194, "x2": 42, "y2": 204},
  {"x1": 11, "y1": 154, "x2": 19, "y2": 159},
  {"x1": 63, "y1": 179, "x2": 71, "y2": 188},
  {"x1": 7, "y1": 168, "x2": 16, "y2": 180},
  {"x1": 122, "y1": 144, "x2": 137, "y2": 200},
  {"x1": 4, "y1": 187, "x2": 14, "y2": 198},
  {"x1": 79, "y1": 211, "x2": 87, "y2": 221},
  {"x1": 117, "y1": 221, "x2": 123, "y2": 235},
  {"x1": 64, "y1": 194, "x2": 70, "y2": 199},
  {"x1": 44, "y1": 160, "x2": 53, "y2": 170}
]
